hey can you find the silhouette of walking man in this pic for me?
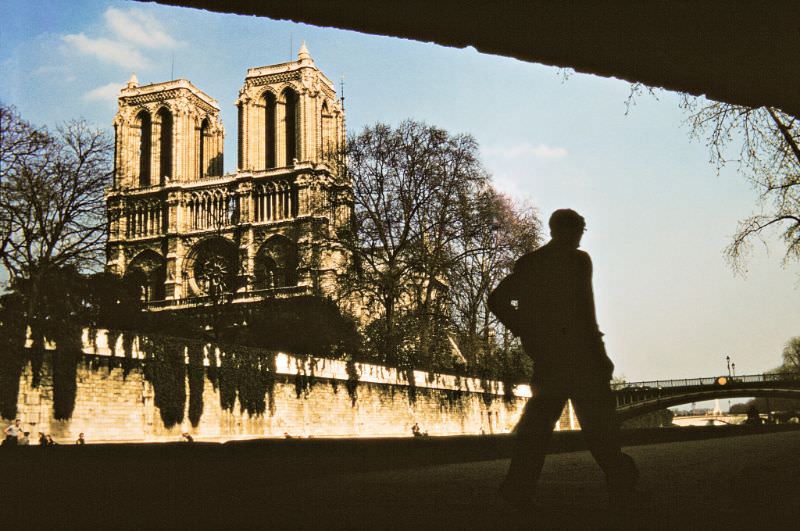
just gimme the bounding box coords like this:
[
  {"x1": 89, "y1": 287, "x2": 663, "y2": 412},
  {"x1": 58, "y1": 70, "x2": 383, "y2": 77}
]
[{"x1": 488, "y1": 209, "x2": 638, "y2": 508}]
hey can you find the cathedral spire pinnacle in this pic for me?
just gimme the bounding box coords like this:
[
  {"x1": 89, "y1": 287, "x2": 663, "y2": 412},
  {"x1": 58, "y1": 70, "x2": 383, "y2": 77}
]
[
  {"x1": 127, "y1": 72, "x2": 139, "y2": 89},
  {"x1": 297, "y1": 41, "x2": 313, "y2": 65}
]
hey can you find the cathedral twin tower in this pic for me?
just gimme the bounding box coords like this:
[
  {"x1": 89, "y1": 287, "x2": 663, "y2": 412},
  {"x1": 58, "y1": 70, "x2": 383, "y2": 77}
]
[{"x1": 107, "y1": 45, "x2": 349, "y2": 306}]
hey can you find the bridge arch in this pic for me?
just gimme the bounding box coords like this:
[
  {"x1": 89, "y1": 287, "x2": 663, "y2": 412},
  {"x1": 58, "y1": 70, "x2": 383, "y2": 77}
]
[{"x1": 616, "y1": 387, "x2": 800, "y2": 421}]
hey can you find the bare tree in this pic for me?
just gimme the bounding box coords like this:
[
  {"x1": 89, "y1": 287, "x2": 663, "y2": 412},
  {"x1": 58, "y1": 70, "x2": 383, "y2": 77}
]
[
  {"x1": 448, "y1": 188, "x2": 541, "y2": 366},
  {"x1": 621, "y1": 84, "x2": 800, "y2": 273},
  {"x1": 681, "y1": 98, "x2": 799, "y2": 271},
  {"x1": 1, "y1": 105, "x2": 112, "y2": 279},
  {"x1": 0, "y1": 105, "x2": 52, "y2": 265},
  {"x1": 780, "y1": 336, "x2": 800, "y2": 374},
  {"x1": 336, "y1": 120, "x2": 493, "y2": 368},
  {"x1": 404, "y1": 128, "x2": 495, "y2": 367},
  {"x1": 0, "y1": 103, "x2": 112, "y2": 344}
]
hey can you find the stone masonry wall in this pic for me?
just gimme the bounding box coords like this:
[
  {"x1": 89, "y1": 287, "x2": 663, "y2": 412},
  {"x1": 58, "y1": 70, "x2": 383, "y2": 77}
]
[{"x1": 6, "y1": 329, "x2": 578, "y2": 443}]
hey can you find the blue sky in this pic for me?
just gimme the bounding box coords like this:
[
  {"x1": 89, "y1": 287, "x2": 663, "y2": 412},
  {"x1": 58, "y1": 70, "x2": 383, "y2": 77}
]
[{"x1": 2, "y1": 0, "x2": 798, "y2": 385}]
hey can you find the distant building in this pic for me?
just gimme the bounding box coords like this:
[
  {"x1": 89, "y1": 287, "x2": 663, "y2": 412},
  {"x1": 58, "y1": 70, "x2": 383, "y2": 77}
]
[{"x1": 106, "y1": 45, "x2": 351, "y2": 308}]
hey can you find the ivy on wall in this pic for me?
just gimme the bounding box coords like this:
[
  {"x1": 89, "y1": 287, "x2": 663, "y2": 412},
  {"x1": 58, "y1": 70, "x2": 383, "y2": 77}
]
[
  {"x1": 236, "y1": 347, "x2": 276, "y2": 416},
  {"x1": 0, "y1": 349, "x2": 24, "y2": 420},
  {"x1": 52, "y1": 324, "x2": 83, "y2": 421},
  {"x1": 217, "y1": 347, "x2": 237, "y2": 411},
  {"x1": 480, "y1": 377, "x2": 495, "y2": 407},
  {"x1": 102, "y1": 330, "x2": 138, "y2": 379},
  {"x1": 141, "y1": 335, "x2": 186, "y2": 428},
  {"x1": 0, "y1": 293, "x2": 27, "y2": 419},
  {"x1": 345, "y1": 356, "x2": 359, "y2": 406},
  {"x1": 28, "y1": 336, "x2": 45, "y2": 389},
  {"x1": 293, "y1": 355, "x2": 319, "y2": 399},
  {"x1": 187, "y1": 342, "x2": 205, "y2": 427},
  {"x1": 215, "y1": 346, "x2": 276, "y2": 416},
  {"x1": 405, "y1": 367, "x2": 418, "y2": 404},
  {"x1": 439, "y1": 388, "x2": 467, "y2": 411}
]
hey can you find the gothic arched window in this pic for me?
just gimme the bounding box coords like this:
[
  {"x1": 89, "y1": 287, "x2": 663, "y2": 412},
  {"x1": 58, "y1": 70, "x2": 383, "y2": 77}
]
[
  {"x1": 157, "y1": 107, "x2": 172, "y2": 184},
  {"x1": 254, "y1": 235, "x2": 298, "y2": 289},
  {"x1": 199, "y1": 117, "x2": 209, "y2": 179},
  {"x1": 237, "y1": 103, "x2": 244, "y2": 170},
  {"x1": 263, "y1": 91, "x2": 277, "y2": 169},
  {"x1": 136, "y1": 110, "x2": 151, "y2": 187},
  {"x1": 126, "y1": 250, "x2": 166, "y2": 302},
  {"x1": 282, "y1": 88, "x2": 298, "y2": 165},
  {"x1": 260, "y1": 256, "x2": 278, "y2": 289},
  {"x1": 320, "y1": 101, "x2": 335, "y2": 159}
]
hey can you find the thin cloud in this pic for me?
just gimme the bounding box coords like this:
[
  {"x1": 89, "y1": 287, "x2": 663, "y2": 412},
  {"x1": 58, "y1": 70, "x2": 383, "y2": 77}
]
[
  {"x1": 62, "y1": 33, "x2": 149, "y2": 69},
  {"x1": 33, "y1": 64, "x2": 77, "y2": 83},
  {"x1": 84, "y1": 82, "x2": 124, "y2": 105},
  {"x1": 485, "y1": 143, "x2": 568, "y2": 160},
  {"x1": 60, "y1": 7, "x2": 180, "y2": 70},
  {"x1": 104, "y1": 7, "x2": 180, "y2": 49}
]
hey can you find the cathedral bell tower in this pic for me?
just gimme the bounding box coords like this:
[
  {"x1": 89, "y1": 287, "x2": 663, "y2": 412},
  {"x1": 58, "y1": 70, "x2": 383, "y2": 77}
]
[
  {"x1": 235, "y1": 42, "x2": 344, "y2": 171},
  {"x1": 234, "y1": 43, "x2": 349, "y2": 296},
  {"x1": 107, "y1": 75, "x2": 225, "y2": 300},
  {"x1": 113, "y1": 74, "x2": 224, "y2": 189}
]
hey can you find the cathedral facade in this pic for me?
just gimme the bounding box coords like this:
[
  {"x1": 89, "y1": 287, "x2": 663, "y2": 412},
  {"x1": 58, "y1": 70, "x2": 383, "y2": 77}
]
[{"x1": 106, "y1": 45, "x2": 350, "y2": 307}]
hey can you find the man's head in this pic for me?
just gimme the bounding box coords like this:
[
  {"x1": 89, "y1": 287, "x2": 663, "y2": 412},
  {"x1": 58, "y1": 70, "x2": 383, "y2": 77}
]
[
  {"x1": 549, "y1": 209, "x2": 586, "y2": 248},
  {"x1": 14, "y1": 419, "x2": 20, "y2": 426}
]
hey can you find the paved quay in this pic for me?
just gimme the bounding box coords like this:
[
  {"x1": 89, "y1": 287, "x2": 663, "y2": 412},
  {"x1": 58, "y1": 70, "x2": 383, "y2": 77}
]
[
  {"x1": 2, "y1": 429, "x2": 798, "y2": 530},
  {"x1": 254, "y1": 430, "x2": 800, "y2": 530}
]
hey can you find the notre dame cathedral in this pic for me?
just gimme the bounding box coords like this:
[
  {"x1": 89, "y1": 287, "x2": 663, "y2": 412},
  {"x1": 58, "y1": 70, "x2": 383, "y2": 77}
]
[{"x1": 106, "y1": 45, "x2": 351, "y2": 307}]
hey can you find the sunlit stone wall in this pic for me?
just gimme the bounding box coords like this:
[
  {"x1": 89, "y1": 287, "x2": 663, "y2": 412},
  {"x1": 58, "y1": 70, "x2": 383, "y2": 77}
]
[{"x1": 8, "y1": 329, "x2": 578, "y2": 443}]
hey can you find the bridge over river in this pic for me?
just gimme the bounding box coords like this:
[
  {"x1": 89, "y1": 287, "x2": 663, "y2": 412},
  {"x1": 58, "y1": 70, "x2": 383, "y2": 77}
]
[{"x1": 614, "y1": 372, "x2": 800, "y2": 420}]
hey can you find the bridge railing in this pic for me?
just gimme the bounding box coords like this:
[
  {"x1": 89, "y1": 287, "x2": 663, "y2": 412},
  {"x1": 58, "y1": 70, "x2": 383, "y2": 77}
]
[{"x1": 620, "y1": 372, "x2": 800, "y2": 391}]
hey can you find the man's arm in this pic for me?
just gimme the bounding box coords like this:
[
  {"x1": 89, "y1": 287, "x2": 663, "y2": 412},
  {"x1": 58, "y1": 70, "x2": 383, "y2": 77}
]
[
  {"x1": 488, "y1": 273, "x2": 523, "y2": 337},
  {"x1": 580, "y1": 252, "x2": 602, "y2": 337},
  {"x1": 580, "y1": 252, "x2": 614, "y2": 377}
]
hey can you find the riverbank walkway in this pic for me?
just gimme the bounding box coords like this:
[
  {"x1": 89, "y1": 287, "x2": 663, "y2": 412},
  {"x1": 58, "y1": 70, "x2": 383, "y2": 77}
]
[{"x1": 1, "y1": 427, "x2": 797, "y2": 529}]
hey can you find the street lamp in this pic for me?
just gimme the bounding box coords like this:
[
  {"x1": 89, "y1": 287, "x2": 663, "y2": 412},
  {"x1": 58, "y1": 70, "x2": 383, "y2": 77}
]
[
  {"x1": 726, "y1": 355, "x2": 731, "y2": 376},
  {"x1": 732, "y1": 362, "x2": 736, "y2": 378}
]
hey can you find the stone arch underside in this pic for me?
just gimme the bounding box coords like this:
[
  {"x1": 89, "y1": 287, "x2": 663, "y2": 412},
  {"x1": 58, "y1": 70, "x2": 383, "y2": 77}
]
[{"x1": 146, "y1": 2, "x2": 800, "y2": 118}]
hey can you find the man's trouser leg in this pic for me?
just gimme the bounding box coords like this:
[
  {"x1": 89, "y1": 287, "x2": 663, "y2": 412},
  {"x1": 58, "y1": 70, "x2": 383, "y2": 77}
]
[
  {"x1": 571, "y1": 378, "x2": 638, "y2": 491},
  {"x1": 504, "y1": 384, "x2": 567, "y2": 492}
]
